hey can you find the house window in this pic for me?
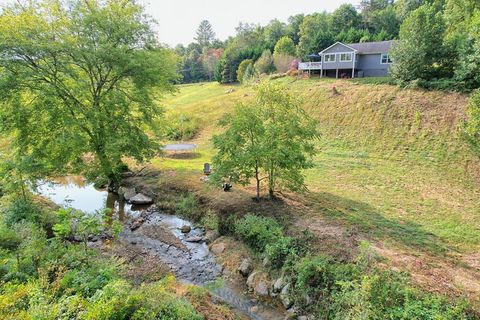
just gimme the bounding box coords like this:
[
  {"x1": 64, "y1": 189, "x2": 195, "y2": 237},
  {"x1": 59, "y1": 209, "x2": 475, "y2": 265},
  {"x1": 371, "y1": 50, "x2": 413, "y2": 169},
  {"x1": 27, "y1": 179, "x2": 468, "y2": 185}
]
[
  {"x1": 381, "y1": 53, "x2": 392, "y2": 64},
  {"x1": 324, "y1": 54, "x2": 336, "y2": 63},
  {"x1": 340, "y1": 53, "x2": 352, "y2": 62}
]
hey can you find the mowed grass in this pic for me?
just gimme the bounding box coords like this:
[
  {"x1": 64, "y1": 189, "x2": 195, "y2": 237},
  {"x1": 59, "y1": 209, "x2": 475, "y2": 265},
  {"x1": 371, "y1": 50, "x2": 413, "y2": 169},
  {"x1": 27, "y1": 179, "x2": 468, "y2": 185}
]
[{"x1": 157, "y1": 78, "x2": 480, "y2": 255}]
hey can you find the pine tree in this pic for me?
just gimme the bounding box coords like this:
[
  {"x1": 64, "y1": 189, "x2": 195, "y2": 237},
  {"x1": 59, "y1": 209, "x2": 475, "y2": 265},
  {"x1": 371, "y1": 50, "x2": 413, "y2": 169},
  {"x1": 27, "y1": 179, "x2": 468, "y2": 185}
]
[{"x1": 195, "y1": 20, "x2": 215, "y2": 48}]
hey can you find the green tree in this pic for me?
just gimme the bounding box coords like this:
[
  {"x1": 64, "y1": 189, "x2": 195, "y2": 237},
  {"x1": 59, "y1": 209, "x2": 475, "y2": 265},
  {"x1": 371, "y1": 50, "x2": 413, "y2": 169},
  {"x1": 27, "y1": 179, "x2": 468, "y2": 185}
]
[
  {"x1": 264, "y1": 19, "x2": 288, "y2": 48},
  {"x1": 254, "y1": 50, "x2": 276, "y2": 74},
  {"x1": 390, "y1": 4, "x2": 450, "y2": 82},
  {"x1": 212, "y1": 82, "x2": 319, "y2": 200},
  {"x1": 454, "y1": 11, "x2": 480, "y2": 90},
  {"x1": 332, "y1": 4, "x2": 362, "y2": 34},
  {"x1": 274, "y1": 36, "x2": 296, "y2": 56},
  {"x1": 287, "y1": 14, "x2": 305, "y2": 44},
  {"x1": 195, "y1": 20, "x2": 216, "y2": 48},
  {"x1": 237, "y1": 59, "x2": 254, "y2": 83},
  {"x1": 0, "y1": 0, "x2": 179, "y2": 189},
  {"x1": 297, "y1": 13, "x2": 334, "y2": 58},
  {"x1": 369, "y1": 5, "x2": 400, "y2": 38},
  {"x1": 464, "y1": 91, "x2": 480, "y2": 157}
]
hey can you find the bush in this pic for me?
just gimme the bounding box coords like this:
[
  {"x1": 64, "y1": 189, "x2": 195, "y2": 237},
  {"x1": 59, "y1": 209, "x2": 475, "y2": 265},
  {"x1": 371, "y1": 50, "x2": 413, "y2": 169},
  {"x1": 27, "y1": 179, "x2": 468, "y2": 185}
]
[
  {"x1": 234, "y1": 214, "x2": 283, "y2": 252},
  {"x1": 164, "y1": 113, "x2": 200, "y2": 141},
  {"x1": 254, "y1": 50, "x2": 276, "y2": 75},
  {"x1": 273, "y1": 54, "x2": 295, "y2": 73},
  {"x1": 236, "y1": 59, "x2": 254, "y2": 83},
  {"x1": 176, "y1": 194, "x2": 198, "y2": 220},
  {"x1": 2, "y1": 198, "x2": 47, "y2": 229},
  {"x1": 265, "y1": 236, "x2": 297, "y2": 269}
]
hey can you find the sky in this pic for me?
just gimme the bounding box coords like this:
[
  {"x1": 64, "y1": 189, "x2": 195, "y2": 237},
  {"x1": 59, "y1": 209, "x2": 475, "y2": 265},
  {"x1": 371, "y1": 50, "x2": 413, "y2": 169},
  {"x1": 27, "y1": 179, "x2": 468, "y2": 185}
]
[
  {"x1": 0, "y1": 0, "x2": 359, "y2": 47},
  {"x1": 142, "y1": 0, "x2": 359, "y2": 46}
]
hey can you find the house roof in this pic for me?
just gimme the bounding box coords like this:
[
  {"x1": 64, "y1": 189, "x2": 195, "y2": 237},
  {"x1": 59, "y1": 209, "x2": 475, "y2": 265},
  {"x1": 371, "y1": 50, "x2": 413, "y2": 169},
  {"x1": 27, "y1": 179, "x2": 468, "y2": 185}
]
[{"x1": 345, "y1": 40, "x2": 396, "y2": 54}]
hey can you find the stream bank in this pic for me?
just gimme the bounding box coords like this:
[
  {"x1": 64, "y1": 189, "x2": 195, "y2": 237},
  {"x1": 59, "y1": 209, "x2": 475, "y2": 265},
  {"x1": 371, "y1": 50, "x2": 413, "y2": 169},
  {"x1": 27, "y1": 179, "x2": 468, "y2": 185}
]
[{"x1": 37, "y1": 177, "x2": 287, "y2": 320}]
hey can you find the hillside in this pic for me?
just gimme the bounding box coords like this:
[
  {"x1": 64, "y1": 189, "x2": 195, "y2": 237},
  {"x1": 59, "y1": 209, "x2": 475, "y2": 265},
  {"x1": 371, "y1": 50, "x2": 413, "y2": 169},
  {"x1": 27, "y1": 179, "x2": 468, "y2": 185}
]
[{"x1": 155, "y1": 78, "x2": 480, "y2": 306}]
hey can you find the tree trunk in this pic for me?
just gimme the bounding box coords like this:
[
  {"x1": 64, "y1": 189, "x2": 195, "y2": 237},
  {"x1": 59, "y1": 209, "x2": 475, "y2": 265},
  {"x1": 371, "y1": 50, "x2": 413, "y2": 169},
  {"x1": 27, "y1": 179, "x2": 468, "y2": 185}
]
[{"x1": 255, "y1": 165, "x2": 260, "y2": 201}]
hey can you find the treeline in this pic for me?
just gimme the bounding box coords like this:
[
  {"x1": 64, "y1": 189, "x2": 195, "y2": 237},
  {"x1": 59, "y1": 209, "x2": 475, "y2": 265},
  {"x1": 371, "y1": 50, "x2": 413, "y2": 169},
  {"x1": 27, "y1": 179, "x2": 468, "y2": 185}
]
[
  {"x1": 176, "y1": 0, "x2": 401, "y2": 84},
  {"x1": 176, "y1": 0, "x2": 480, "y2": 91}
]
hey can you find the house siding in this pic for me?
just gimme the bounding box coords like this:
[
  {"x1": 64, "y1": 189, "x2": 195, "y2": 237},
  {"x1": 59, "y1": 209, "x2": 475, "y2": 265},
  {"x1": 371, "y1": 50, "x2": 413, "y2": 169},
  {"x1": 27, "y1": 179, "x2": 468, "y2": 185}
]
[
  {"x1": 356, "y1": 53, "x2": 390, "y2": 77},
  {"x1": 321, "y1": 43, "x2": 357, "y2": 70}
]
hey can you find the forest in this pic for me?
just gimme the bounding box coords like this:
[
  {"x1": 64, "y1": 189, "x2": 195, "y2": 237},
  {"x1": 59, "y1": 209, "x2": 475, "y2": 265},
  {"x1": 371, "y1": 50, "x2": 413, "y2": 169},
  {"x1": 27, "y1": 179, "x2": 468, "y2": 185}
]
[{"x1": 178, "y1": 0, "x2": 480, "y2": 91}]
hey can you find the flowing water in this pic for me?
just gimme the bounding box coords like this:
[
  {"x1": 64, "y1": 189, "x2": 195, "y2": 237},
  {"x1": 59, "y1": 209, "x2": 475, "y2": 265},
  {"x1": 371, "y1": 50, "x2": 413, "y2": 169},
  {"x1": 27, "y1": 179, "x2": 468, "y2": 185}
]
[{"x1": 37, "y1": 177, "x2": 286, "y2": 320}]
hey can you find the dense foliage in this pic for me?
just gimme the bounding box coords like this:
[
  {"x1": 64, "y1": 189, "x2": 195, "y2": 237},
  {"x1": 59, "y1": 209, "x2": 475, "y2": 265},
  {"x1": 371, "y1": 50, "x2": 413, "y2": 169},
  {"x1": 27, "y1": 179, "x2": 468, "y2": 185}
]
[
  {"x1": 212, "y1": 81, "x2": 319, "y2": 199},
  {"x1": 0, "y1": 196, "x2": 206, "y2": 320},
  {"x1": 0, "y1": 0, "x2": 180, "y2": 189},
  {"x1": 232, "y1": 214, "x2": 475, "y2": 319}
]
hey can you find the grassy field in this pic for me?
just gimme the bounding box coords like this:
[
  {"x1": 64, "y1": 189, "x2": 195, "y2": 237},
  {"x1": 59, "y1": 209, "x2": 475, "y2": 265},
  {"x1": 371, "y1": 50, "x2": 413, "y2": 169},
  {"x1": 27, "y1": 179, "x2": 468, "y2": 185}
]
[{"x1": 154, "y1": 77, "x2": 480, "y2": 303}]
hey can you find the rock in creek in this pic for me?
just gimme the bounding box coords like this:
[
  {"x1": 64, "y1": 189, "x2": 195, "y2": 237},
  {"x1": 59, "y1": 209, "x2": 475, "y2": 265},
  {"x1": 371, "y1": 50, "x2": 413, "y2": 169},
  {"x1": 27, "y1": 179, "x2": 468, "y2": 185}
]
[
  {"x1": 119, "y1": 187, "x2": 136, "y2": 201},
  {"x1": 129, "y1": 193, "x2": 154, "y2": 205},
  {"x1": 246, "y1": 271, "x2": 258, "y2": 290},
  {"x1": 237, "y1": 258, "x2": 253, "y2": 277},
  {"x1": 185, "y1": 236, "x2": 203, "y2": 243},
  {"x1": 130, "y1": 217, "x2": 145, "y2": 231},
  {"x1": 180, "y1": 225, "x2": 191, "y2": 234}
]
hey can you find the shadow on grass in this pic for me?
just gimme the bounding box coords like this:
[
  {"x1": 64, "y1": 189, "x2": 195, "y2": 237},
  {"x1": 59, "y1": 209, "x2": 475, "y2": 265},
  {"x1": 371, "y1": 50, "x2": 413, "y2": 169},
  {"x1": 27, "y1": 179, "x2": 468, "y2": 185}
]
[
  {"x1": 307, "y1": 191, "x2": 449, "y2": 256},
  {"x1": 164, "y1": 152, "x2": 202, "y2": 160}
]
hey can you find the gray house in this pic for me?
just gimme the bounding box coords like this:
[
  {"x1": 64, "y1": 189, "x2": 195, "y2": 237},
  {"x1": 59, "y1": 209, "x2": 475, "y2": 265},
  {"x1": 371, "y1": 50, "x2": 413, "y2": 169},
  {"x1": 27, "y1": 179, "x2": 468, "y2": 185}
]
[{"x1": 299, "y1": 40, "x2": 395, "y2": 78}]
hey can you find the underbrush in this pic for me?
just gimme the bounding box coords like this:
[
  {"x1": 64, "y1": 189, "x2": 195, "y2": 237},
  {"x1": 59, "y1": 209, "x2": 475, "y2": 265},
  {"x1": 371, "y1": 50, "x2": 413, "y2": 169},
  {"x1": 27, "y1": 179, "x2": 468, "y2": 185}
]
[
  {"x1": 0, "y1": 196, "x2": 212, "y2": 320},
  {"x1": 164, "y1": 113, "x2": 200, "y2": 141},
  {"x1": 351, "y1": 76, "x2": 396, "y2": 86},
  {"x1": 232, "y1": 213, "x2": 476, "y2": 319}
]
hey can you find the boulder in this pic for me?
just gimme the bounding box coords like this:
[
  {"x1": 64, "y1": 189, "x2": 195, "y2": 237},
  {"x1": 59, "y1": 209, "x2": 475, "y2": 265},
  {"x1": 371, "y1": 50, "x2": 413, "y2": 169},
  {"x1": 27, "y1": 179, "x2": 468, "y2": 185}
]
[
  {"x1": 280, "y1": 283, "x2": 293, "y2": 309},
  {"x1": 237, "y1": 258, "x2": 253, "y2": 277},
  {"x1": 246, "y1": 271, "x2": 258, "y2": 290},
  {"x1": 180, "y1": 225, "x2": 191, "y2": 234},
  {"x1": 262, "y1": 256, "x2": 271, "y2": 268},
  {"x1": 186, "y1": 236, "x2": 203, "y2": 243},
  {"x1": 211, "y1": 242, "x2": 226, "y2": 255},
  {"x1": 119, "y1": 187, "x2": 136, "y2": 201},
  {"x1": 129, "y1": 193, "x2": 153, "y2": 205},
  {"x1": 254, "y1": 281, "x2": 270, "y2": 297},
  {"x1": 204, "y1": 230, "x2": 220, "y2": 244},
  {"x1": 273, "y1": 277, "x2": 286, "y2": 294},
  {"x1": 130, "y1": 217, "x2": 145, "y2": 231}
]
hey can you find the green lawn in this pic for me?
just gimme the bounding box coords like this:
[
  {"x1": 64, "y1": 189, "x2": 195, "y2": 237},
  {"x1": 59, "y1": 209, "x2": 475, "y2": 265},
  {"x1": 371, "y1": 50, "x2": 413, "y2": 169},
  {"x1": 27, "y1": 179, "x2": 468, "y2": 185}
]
[{"x1": 158, "y1": 78, "x2": 480, "y2": 256}]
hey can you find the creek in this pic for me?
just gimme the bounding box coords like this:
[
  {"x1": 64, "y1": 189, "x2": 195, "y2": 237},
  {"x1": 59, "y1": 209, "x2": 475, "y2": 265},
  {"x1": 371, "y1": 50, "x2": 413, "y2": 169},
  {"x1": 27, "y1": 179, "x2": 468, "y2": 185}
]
[{"x1": 37, "y1": 177, "x2": 286, "y2": 320}]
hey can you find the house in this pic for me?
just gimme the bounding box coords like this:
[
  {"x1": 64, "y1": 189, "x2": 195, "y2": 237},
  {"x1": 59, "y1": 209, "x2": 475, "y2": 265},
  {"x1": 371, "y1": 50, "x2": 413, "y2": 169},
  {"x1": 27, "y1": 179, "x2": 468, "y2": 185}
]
[{"x1": 299, "y1": 40, "x2": 395, "y2": 78}]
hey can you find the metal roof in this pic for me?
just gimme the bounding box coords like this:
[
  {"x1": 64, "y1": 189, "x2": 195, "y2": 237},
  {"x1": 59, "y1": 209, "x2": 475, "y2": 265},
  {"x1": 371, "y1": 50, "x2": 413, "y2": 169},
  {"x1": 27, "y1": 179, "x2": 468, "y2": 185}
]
[{"x1": 345, "y1": 40, "x2": 396, "y2": 54}]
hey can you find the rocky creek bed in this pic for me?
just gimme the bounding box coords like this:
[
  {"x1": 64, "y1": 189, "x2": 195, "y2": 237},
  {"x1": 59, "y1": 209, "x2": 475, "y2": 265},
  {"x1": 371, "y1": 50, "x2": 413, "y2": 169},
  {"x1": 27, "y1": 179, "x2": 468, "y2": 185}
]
[{"x1": 37, "y1": 178, "x2": 287, "y2": 320}]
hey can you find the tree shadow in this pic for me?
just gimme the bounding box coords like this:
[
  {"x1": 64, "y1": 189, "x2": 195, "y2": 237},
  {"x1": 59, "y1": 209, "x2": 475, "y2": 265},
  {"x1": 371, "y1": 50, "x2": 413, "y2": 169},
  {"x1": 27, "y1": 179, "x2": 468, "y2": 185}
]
[
  {"x1": 306, "y1": 191, "x2": 451, "y2": 256},
  {"x1": 164, "y1": 152, "x2": 201, "y2": 160}
]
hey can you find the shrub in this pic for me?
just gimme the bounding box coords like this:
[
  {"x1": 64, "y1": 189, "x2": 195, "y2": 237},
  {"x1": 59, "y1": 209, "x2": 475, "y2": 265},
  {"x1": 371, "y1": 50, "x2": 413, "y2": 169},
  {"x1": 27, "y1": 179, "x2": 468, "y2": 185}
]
[
  {"x1": 254, "y1": 50, "x2": 276, "y2": 75},
  {"x1": 273, "y1": 54, "x2": 295, "y2": 73},
  {"x1": 200, "y1": 209, "x2": 219, "y2": 231},
  {"x1": 236, "y1": 59, "x2": 254, "y2": 83},
  {"x1": 176, "y1": 194, "x2": 198, "y2": 220},
  {"x1": 234, "y1": 214, "x2": 283, "y2": 252},
  {"x1": 265, "y1": 236, "x2": 297, "y2": 269},
  {"x1": 164, "y1": 113, "x2": 200, "y2": 141},
  {"x1": 2, "y1": 198, "x2": 53, "y2": 232}
]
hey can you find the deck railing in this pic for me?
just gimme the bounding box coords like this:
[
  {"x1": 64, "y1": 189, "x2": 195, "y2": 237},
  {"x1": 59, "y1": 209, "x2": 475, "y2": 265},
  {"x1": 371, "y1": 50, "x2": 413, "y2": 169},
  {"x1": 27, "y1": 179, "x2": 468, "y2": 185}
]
[{"x1": 299, "y1": 62, "x2": 322, "y2": 70}]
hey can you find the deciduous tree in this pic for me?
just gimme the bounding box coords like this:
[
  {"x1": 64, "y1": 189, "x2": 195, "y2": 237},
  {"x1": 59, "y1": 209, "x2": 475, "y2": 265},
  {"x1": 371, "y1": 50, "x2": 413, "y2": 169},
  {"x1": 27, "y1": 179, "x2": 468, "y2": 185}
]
[
  {"x1": 0, "y1": 0, "x2": 180, "y2": 189},
  {"x1": 212, "y1": 82, "x2": 319, "y2": 200}
]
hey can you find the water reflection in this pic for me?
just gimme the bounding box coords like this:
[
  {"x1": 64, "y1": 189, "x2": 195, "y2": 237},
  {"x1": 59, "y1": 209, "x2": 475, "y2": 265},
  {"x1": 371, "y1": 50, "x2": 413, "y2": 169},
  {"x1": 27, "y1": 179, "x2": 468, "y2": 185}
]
[{"x1": 36, "y1": 176, "x2": 145, "y2": 220}]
